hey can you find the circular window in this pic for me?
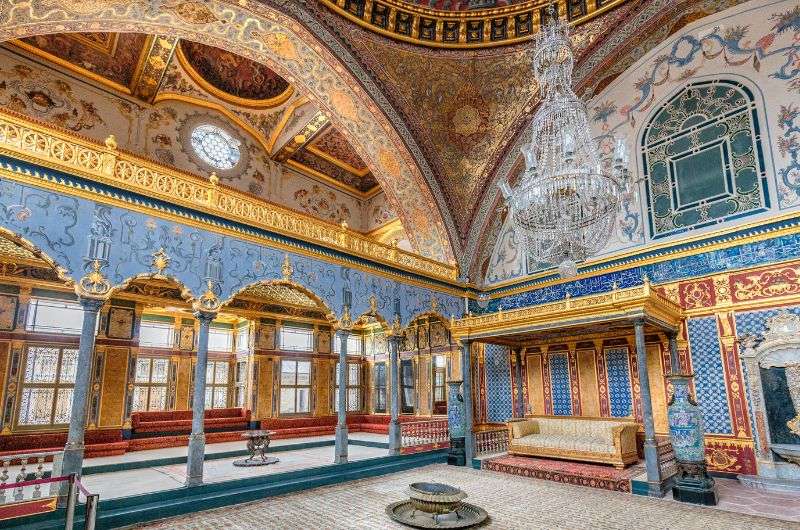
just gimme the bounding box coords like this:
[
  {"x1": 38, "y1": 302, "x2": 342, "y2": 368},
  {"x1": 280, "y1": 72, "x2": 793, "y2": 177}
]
[{"x1": 190, "y1": 124, "x2": 241, "y2": 170}]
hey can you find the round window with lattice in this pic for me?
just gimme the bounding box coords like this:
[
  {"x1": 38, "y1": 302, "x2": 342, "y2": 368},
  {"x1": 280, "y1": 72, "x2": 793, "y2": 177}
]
[{"x1": 189, "y1": 124, "x2": 241, "y2": 170}]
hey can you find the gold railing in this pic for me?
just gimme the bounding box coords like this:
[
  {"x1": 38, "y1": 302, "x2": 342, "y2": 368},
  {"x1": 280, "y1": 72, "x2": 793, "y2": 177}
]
[
  {"x1": 0, "y1": 112, "x2": 458, "y2": 282},
  {"x1": 453, "y1": 278, "x2": 683, "y2": 337},
  {"x1": 322, "y1": 0, "x2": 628, "y2": 48}
]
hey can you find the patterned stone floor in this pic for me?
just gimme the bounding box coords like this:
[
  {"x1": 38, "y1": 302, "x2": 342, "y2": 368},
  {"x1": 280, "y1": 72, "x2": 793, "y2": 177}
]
[{"x1": 136, "y1": 464, "x2": 797, "y2": 529}]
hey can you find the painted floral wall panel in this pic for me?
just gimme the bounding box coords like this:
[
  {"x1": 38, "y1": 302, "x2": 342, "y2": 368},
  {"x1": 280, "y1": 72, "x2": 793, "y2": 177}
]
[{"x1": 484, "y1": 0, "x2": 800, "y2": 285}]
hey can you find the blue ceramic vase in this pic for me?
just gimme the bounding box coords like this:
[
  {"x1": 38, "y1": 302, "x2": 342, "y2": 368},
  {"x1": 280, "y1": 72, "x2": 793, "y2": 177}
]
[{"x1": 667, "y1": 374, "x2": 706, "y2": 463}]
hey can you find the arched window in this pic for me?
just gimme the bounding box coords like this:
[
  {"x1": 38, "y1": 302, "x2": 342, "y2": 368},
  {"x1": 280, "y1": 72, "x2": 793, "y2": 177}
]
[{"x1": 641, "y1": 80, "x2": 768, "y2": 239}]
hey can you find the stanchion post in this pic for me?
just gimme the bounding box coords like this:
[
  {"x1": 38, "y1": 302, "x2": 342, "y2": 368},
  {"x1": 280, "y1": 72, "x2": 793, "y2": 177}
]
[
  {"x1": 84, "y1": 493, "x2": 99, "y2": 530},
  {"x1": 64, "y1": 474, "x2": 77, "y2": 530}
]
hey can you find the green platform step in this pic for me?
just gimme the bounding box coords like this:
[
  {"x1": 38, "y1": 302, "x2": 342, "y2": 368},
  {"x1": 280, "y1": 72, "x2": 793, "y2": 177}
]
[{"x1": 10, "y1": 449, "x2": 446, "y2": 530}]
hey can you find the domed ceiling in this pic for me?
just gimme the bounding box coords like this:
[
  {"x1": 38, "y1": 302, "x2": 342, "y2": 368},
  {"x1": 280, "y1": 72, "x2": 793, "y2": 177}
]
[
  {"x1": 178, "y1": 40, "x2": 291, "y2": 103},
  {"x1": 8, "y1": 32, "x2": 380, "y2": 199}
]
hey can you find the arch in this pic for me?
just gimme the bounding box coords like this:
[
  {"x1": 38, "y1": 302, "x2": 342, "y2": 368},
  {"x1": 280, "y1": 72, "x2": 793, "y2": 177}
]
[
  {"x1": 0, "y1": 226, "x2": 74, "y2": 285},
  {"x1": 221, "y1": 279, "x2": 337, "y2": 324},
  {"x1": 107, "y1": 273, "x2": 197, "y2": 305},
  {"x1": 405, "y1": 311, "x2": 454, "y2": 331},
  {"x1": 0, "y1": 1, "x2": 456, "y2": 263}
]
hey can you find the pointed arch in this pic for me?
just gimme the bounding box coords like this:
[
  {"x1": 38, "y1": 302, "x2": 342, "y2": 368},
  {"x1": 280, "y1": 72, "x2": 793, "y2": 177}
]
[{"x1": 0, "y1": 1, "x2": 457, "y2": 262}]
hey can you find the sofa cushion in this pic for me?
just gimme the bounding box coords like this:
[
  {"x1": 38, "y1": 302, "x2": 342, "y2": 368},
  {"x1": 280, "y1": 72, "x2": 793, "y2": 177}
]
[
  {"x1": 511, "y1": 420, "x2": 539, "y2": 439},
  {"x1": 516, "y1": 434, "x2": 613, "y2": 454}
]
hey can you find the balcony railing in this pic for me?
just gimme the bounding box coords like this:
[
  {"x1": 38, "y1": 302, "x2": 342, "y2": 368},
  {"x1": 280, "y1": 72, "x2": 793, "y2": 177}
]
[{"x1": 400, "y1": 419, "x2": 449, "y2": 453}]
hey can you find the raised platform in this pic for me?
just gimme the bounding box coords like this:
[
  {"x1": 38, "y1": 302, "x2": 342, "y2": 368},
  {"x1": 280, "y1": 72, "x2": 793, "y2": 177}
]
[
  {"x1": 482, "y1": 454, "x2": 644, "y2": 493},
  {"x1": 7, "y1": 447, "x2": 447, "y2": 529}
]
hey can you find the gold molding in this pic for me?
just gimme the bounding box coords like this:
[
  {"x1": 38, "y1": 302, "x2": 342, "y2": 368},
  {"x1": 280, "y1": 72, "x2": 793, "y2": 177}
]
[
  {"x1": 131, "y1": 35, "x2": 179, "y2": 103},
  {"x1": 322, "y1": 0, "x2": 629, "y2": 49},
  {"x1": 0, "y1": 110, "x2": 459, "y2": 283},
  {"x1": 452, "y1": 281, "x2": 682, "y2": 342},
  {"x1": 366, "y1": 218, "x2": 404, "y2": 242},
  {"x1": 175, "y1": 42, "x2": 294, "y2": 109},
  {"x1": 267, "y1": 96, "x2": 310, "y2": 154}
]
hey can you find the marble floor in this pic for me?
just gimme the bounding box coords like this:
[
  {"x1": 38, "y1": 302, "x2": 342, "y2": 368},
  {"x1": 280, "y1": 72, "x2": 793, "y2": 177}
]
[
  {"x1": 136, "y1": 464, "x2": 797, "y2": 530},
  {"x1": 80, "y1": 442, "x2": 388, "y2": 500}
]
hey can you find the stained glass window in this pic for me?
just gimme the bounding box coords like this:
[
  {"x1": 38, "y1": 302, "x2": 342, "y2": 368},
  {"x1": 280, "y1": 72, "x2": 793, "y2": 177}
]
[
  {"x1": 190, "y1": 124, "x2": 241, "y2": 170},
  {"x1": 132, "y1": 357, "x2": 170, "y2": 412},
  {"x1": 642, "y1": 80, "x2": 768, "y2": 239},
  {"x1": 279, "y1": 325, "x2": 314, "y2": 352},
  {"x1": 18, "y1": 345, "x2": 79, "y2": 426},
  {"x1": 208, "y1": 327, "x2": 233, "y2": 352},
  {"x1": 333, "y1": 333, "x2": 363, "y2": 356},
  {"x1": 333, "y1": 362, "x2": 362, "y2": 413},
  {"x1": 279, "y1": 360, "x2": 311, "y2": 414},
  {"x1": 204, "y1": 360, "x2": 230, "y2": 409}
]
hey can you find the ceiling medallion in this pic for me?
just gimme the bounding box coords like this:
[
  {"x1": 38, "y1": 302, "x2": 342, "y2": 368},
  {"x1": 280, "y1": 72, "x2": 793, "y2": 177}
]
[{"x1": 499, "y1": 10, "x2": 636, "y2": 278}]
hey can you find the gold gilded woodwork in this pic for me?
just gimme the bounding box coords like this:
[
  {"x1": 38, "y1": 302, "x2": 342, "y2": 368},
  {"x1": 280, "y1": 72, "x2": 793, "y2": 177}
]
[
  {"x1": 98, "y1": 347, "x2": 129, "y2": 428},
  {"x1": 646, "y1": 344, "x2": 668, "y2": 434},
  {"x1": 256, "y1": 357, "x2": 273, "y2": 419},
  {"x1": 577, "y1": 349, "x2": 600, "y2": 417},
  {"x1": 0, "y1": 111, "x2": 458, "y2": 283},
  {"x1": 322, "y1": 0, "x2": 629, "y2": 49},
  {"x1": 131, "y1": 35, "x2": 179, "y2": 103},
  {"x1": 526, "y1": 354, "x2": 545, "y2": 415},
  {"x1": 174, "y1": 356, "x2": 192, "y2": 410},
  {"x1": 235, "y1": 283, "x2": 320, "y2": 309},
  {"x1": 417, "y1": 353, "x2": 431, "y2": 417},
  {"x1": 0, "y1": 342, "x2": 9, "y2": 425},
  {"x1": 452, "y1": 283, "x2": 682, "y2": 341},
  {"x1": 314, "y1": 358, "x2": 332, "y2": 417}
]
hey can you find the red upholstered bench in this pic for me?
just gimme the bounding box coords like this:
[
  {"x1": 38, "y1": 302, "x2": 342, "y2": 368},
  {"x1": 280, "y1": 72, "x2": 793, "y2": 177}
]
[
  {"x1": 261, "y1": 414, "x2": 429, "y2": 438},
  {"x1": 131, "y1": 408, "x2": 250, "y2": 437},
  {"x1": 0, "y1": 429, "x2": 128, "y2": 460}
]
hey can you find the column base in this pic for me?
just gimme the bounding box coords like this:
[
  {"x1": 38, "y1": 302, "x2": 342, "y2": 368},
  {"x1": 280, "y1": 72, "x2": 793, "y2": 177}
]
[
  {"x1": 447, "y1": 437, "x2": 466, "y2": 466},
  {"x1": 388, "y1": 420, "x2": 401, "y2": 456},
  {"x1": 335, "y1": 424, "x2": 348, "y2": 464},
  {"x1": 58, "y1": 442, "x2": 85, "y2": 478},
  {"x1": 185, "y1": 432, "x2": 206, "y2": 487},
  {"x1": 672, "y1": 460, "x2": 718, "y2": 506}
]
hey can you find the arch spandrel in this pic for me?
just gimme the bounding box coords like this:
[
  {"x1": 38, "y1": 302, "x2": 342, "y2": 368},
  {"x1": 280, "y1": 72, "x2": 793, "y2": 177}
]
[{"x1": 0, "y1": 0, "x2": 455, "y2": 263}]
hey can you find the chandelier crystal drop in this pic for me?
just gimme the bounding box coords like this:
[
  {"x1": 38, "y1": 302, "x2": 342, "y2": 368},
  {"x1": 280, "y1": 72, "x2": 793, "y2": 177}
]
[{"x1": 499, "y1": 12, "x2": 636, "y2": 278}]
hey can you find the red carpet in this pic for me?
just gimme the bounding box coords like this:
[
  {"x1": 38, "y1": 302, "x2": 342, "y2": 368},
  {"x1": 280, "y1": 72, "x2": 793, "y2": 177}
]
[{"x1": 483, "y1": 455, "x2": 644, "y2": 492}]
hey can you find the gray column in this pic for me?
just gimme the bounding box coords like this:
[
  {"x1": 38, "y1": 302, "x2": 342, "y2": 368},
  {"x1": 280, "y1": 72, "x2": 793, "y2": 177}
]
[
  {"x1": 185, "y1": 310, "x2": 215, "y2": 486},
  {"x1": 58, "y1": 297, "x2": 103, "y2": 479},
  {"x1": 388, "y1": 335, "x2": 402, "y2": 455},
  {"x1": 335, "y1": 330, "x2": 350, "y2": 464},
  {"x1": 634, "y1": 318, "x2": 663, "y2": 495},
  {"x1": 514, "y1": 348, "x2": 525, "y2": 417},
  {"x1": 461, "y1": 339, "x2": 475, "y2": 462},
  {"x1": 668, "y1": 331, "x2": 680, "y2": 375}
]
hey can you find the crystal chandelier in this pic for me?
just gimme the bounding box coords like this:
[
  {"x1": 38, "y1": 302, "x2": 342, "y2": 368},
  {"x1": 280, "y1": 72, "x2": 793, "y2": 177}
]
[{"x1": 499, "y1": 12, "x2": 635, "y2": 278}]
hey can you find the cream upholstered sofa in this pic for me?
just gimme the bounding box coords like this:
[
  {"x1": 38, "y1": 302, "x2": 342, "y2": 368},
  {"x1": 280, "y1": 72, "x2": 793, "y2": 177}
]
[{"x1": 507, "y1": 415, "x2": 639, "y2": 468}]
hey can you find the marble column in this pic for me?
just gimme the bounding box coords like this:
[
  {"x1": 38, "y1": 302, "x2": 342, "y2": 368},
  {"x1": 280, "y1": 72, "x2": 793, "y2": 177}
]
[
  {"x1": 634, "y1": 318, "x2": 663, "y2": 495},
  {"x1": 185, "y1": 310, "x2": 215, "y2": 487},
  {"x1": 461, "y1": 339, "x2": 475, "y2": 462},
  {"x1": 668, "y1": 331, "x2": 680, "y2": 375},
  {"x1": 58, "y1": 297, "x2": 103, "y2": 479},
  {"x1": 335, "y1": 329, "x2": 350, "y2": 464},
  {"x1": 388, "y1": 334, "x2": 402, "y2": 455},
  {"x1": 514, "y1": 348, "x2": 525, "y2": 417}
]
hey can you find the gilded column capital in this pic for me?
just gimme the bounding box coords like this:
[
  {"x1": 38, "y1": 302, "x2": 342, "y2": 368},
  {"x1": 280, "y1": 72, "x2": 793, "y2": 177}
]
[
  {"x1": 75, "y1": 259, "x2": 111, "y2": 301},
  {"x1": 193, "y1": 280, "x2": 221, "y2": 313}
]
